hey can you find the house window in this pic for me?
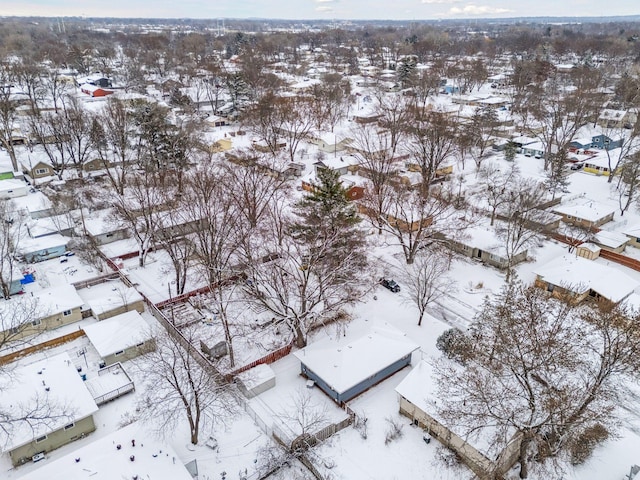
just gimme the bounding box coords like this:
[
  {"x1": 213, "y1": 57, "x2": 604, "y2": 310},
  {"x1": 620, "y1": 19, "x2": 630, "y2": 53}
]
[
  {"x1": 35, "y1": 435, "x2": 47, "y2": 443},
  {"x1": 114, "y1": 350, "x2": 125, "y2": 356},
  {"x1": 35, "y1": 168, "x2": 48, "y2": 175},
  {"x1": 136, "y1": 342, "x2": 145, "y2": 347},
  {"x1": 106, "y1": 233, "x2": 113, "y2": 238},
  {"x1": 64, "y1": 423, "x2": 75, "y2": 431},
  {"x1": 63, "y1": 309, "x2": 72, "y2": 316}
]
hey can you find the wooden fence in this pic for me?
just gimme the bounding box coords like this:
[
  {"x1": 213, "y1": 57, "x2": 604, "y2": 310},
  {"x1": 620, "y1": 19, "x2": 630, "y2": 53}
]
[
  {"x1": 0, "y1": 329, "x2": 86, "y2": 365},
  {"x1": 229, "y1": 342, "x2": 294, "y2": 378},
  {"x1": 72, "y1": 272, "x2": 120, "y2": 289}
]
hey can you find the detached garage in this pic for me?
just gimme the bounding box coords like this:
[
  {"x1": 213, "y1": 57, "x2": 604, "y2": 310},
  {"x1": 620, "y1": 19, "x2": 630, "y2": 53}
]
[
  {"x1": 84, "y1": 311, "x2": 155, "y2": 366},
  {"x1": 293, "y1": 326, "x2": 419, "y2": 404}
]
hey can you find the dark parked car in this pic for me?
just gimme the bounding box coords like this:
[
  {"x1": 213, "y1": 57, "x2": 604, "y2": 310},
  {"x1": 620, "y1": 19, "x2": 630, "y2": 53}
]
[{"x1": 380, "y1": 278, "x2": 400, "y2": 293}]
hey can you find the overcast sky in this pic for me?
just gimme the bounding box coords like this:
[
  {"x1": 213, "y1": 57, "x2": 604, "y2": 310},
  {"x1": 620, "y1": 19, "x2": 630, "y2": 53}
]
[{"x1": 2, "y1": 0, "x2": 638, "y2": 20}]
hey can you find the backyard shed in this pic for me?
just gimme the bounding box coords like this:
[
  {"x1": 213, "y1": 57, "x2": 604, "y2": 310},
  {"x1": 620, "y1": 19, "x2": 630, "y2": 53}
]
[
  {"x1": 293, "y1": 326, "x2": 419, "y2": 403},
  {"x1": 236, "y1": 363, "x2": 276, "y2": 398},
  {"x1": 83, "y1": 311, "x2": 154, "y2": 365}
]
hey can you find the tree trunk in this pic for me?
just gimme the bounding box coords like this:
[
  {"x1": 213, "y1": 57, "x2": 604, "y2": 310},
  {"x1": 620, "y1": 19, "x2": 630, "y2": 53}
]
[{"x1": 518, "y1": 434, "x2": 531, "y2": 479}]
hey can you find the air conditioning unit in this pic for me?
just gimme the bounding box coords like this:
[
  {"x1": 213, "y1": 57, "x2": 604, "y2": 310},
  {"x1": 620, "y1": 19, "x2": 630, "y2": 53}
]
[{"x1": 32, "y1": 452, "x2": 45, "y2": 463}]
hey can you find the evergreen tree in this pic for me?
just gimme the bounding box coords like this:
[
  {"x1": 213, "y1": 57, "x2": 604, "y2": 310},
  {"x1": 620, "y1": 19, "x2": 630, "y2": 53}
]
[{"x1": 291, "y1": 167, "x2": 366, "y2": 269}]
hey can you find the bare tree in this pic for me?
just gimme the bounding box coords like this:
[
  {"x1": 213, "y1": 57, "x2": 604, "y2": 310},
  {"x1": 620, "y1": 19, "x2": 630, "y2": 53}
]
[
  {"x1": 477, "y1": 162, "x2": 519, "y2": 226},
  {"x1": 376, "y1": 183, "x2": 469, "y2": 265},
  {"x1": 601, "y1": 121, "x2": 640, "y2": 183},
  {"x1": 617, "y1": 152, "x2": 640, "y2": 215},
  {"x1": 495, "y1": 177, "x2": 547, "y2": 281},
  {"x1": 111, "y1": 173, "x2": 168, "y2": 267},
  {"x1": 404, "y1": 109, "x2": 459, "y2": 196},
  {"x1": 41, "y1": 69, "x2": 70, "y2": 114},
  {"x1": 0, "y1": 201, "x2": 26, "y2": 299},
  {"x1": 0, "y1": 65, "x2": 21, "y2": 172},
  {"x1": 92, "y1": 98, "x2": 140, "y2": 195},
  {"x1": 349, "y1": 122, "x2": 398, "y2": 234},
  {"x1": 242, "y1": 169, "x2": 368, "y2": 347},
  {"x1": 181, "y1": 165, "x2": 241, "y2": 366},
  {"x1": 58, "y1": 96, "x2": 96, "y2": 178},
  {"x1": 134, "y1": 326, "x2": 236, "y2": 445},
  {"x1": 435, "y1": 281, "x2": 640, "y2": 478},
  {"x1": 401, "y1": 248, "x2": 456, "y2": 326}
]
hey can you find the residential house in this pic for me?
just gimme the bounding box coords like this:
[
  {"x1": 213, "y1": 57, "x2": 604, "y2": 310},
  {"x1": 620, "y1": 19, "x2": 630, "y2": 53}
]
[
  {"x1": 83, "y1": 311, "x2": 155, "y2": 366},
  {"x1": 534, "y1": 254, "x2": 639, "y2": 303},
  {"x1": 307, "y1": 132, "x2": 353, "y2": 155},
  {"x1": 597, "y1": 109, "x2": 637, "y2": 129},
  {"x1": 622, "y1": 224, "x2": 640, "y2": 249},
  {"x1": 25, "y1": 422, "x2": 194, "y2": 480},
  {"x1": 19, "y1": 233, "x2": 69, "y2": 263},
  {"x1": 293, "y1": 325, "x2": 419, "y2": 403},
  {"x1": 79, "y1": 84, "x2": 114, "y2": 98},
  {"x1": 21, "y1": 160, "x2": 55, "y2": 180},
  {"x1": 592, "y1": 230, "x2": 628, "y2": 253},
  {"x1": 438, "y1": 223, "x2": 528, "y2": 271},
  {"x1": 582, "y1": 152, "x2": 619, "y2": 176},
  {"x1": 82, "y1": 208, "x2": 129, "y2": 245},
  {"x1": 552, "y1": 200, "x2": 615, "y2": 229},
  {"x1": 590, "y1": 134, "x2": 623, "y2": 151},
  {"x1": 77, "y1": 281, "x2": 145, "y2": 320},
  {"x1": 396, "y1": 360, "x2": 521, "y2": 480},
  {"x1": 0, "y1": 352, "x2": 98, "y2": 466},
  {"x1": 313, "y1": 156, "x2": 358, "y2": 177}
]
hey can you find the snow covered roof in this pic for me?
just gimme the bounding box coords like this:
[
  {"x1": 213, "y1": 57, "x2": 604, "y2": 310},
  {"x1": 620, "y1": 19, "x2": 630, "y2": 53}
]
[
  {"x1": 533, "y1": 254, "x2": 639, "y2": 303},
  {"x1": 553, "y1": 200, "x2": 615, "y2": 223},
  {"x1": 395, "y1": 359, "x2": 437, "y2": 412},
  {"x1": 593, "y1": 230, "x2": 629, "y2": 249},
  {"x1": 19, "y1": 233, "x2": 69, "y2": 254},
  {"x1": 0, "y1": 352, "x2": 99, "y2": 452},
  {"x1": 77, "y1": 282, "x2": 144, "y2": 318},
  {"x1": 24, "y1": 422, "x2": 193, "y2": 480},
  {"x1": 83, "y1": 311, "x2": 153, "y2": 357},
  {"x1": 26, "y1": 214, "x2": 75, "y2": 238},
  {"x1": 293, "y1": 325, "x2": 419, "y2": 395},
  {"x1": 81, "y1": 208, "x2": 125, "y2": 236},
  {"x1": 237, "y1": 363, "x2": 275, "y2": 391},
  {"x1": 14, "y1": 284, "x2": 84, "y2": 319}
]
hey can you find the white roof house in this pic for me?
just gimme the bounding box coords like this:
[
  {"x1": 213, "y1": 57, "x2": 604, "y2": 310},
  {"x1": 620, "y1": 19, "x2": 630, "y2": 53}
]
[
  {"x1": 34, "y1": 284, "x2": 84, "y2": 318},
  {"x1": 293, "y1": 325, "x2": 419, "y2": 403},
  {"x1": 0, "y1": 352, "x2": 99, "y2": 453},
  {"x1": 83, "y1": 311, "x2": 153, "y2": 359},
  {"x1": 24, "y1": 422, "x2": 193, "y2": 480},
  {"x1": 77, "y1": 282, "x2": 144, "y2": 320},
  {"x1": 534, "y1": 254, "x2": 639, "y2": 303}
]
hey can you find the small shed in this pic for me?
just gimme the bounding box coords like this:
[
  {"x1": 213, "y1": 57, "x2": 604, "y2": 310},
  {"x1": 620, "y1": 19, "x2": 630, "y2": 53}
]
[
  {"x1": 576, "y1": 242, "x2": 601, "y2": 260},
  {"x1": 236, "y1": 363, "x2": 276, "y2": 398},
  {"x1": 83, "y1": 311, "x2": 154, "y2": 366},
  {"x1": 293, "y1": 325, "x2": 419, "y2": 403}
]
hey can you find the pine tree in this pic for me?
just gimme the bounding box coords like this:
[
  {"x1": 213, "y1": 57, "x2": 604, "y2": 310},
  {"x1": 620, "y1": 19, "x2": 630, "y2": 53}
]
[{"x1": 291, "y1": 168, "x2": 366, "y2": 269}]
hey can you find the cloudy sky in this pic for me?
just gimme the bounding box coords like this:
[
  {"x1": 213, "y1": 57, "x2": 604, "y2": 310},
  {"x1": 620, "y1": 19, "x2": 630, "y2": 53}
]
[{"x1": 2, "y1": 0, "x2": 638, "y2": 20}]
